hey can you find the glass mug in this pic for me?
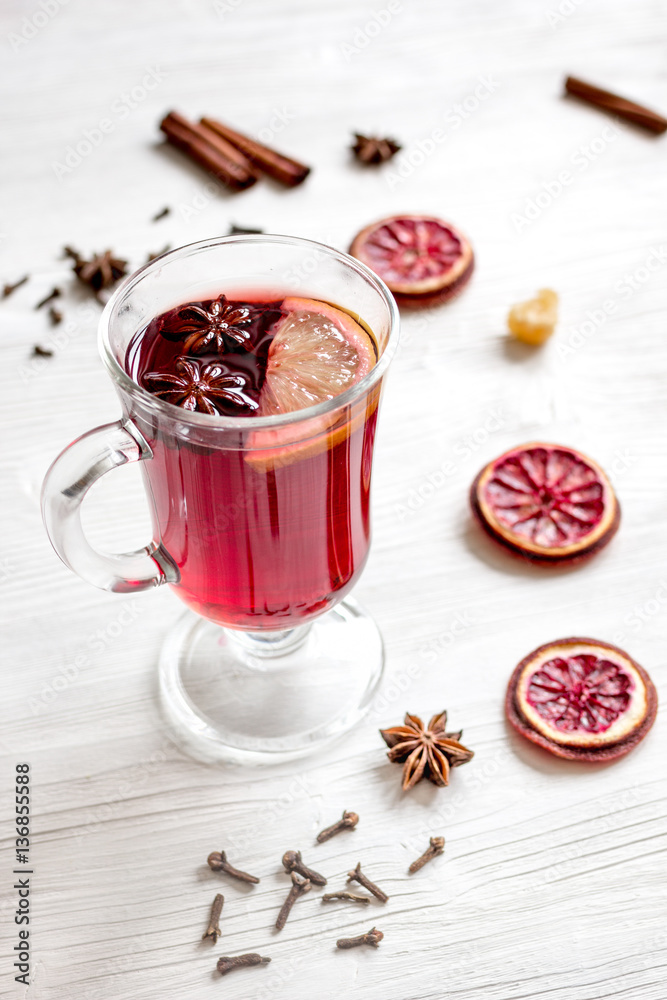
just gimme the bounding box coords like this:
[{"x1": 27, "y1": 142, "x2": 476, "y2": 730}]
[{"x1": 42, "y1": 236, "x2": 400, "y2": 763}]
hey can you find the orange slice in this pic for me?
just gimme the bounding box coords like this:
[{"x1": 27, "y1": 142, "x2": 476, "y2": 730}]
[
  {"x1": 258, "y1": 297, "x2": 376, "y2": 415},
  {"x1": 470, "y1": 443, "x2": 620, "y2": 564},
  {"x1": 246, "y1": 297, "x2": 378, "y2": 471},
  {"x1": 349, "y1": 215, "x2": 474, "y2": 308},
  {"x1": 506, "y1": 638, "x2": 657, "y2": 761}
]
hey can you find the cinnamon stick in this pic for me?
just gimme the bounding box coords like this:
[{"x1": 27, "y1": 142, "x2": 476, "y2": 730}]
[
  {"x1": 200, "y1": 117, "x2": 310, "y2": 187},
  {"x1": 160, "y1": 111, "x2": 259, "y2": 190},
  {"x1": 564, "y1": 76, "x2": 667, "y2": 134}
]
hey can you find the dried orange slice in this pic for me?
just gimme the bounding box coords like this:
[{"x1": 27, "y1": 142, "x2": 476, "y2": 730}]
[
  {"x1": 470, "y1": 443, "x2": 620, "y2": 564},
  {"x1": 349, "y1": 214, "x2": 474, "y2": 307},
  {"x1": 506, "y1": 638, "x2": 657, "y2": 761},
  {"x1": 258, "y1": 297, "x2": 376, "y2": 415},
  {"x1": 246, "y1": 297, "x2": 378, "y2": 470}
]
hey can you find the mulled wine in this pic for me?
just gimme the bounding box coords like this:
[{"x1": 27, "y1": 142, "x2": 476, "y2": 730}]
[{"x1": 125, "y1": 292, "x2": 379, "y2": 629}]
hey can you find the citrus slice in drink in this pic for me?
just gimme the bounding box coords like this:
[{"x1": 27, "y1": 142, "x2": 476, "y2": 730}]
[
  {"x1": 506, "y1": 638, "x2": 658, "y2": 761},
  {"x1": 470, "y1": 442, "x2": 620, "y2": 564},
  {"x1": 349, "y1": 214, "x2": 474, "y2": 307},
  {"x1": 247, "y1": 297, "x2": 378, "y2": 470},
  {"x1": 258, "y1": 297, "x2": 377, "y2": 415}
]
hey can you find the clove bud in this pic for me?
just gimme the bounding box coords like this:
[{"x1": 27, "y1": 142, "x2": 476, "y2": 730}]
[
  {"x1": 275, "y1": 871, "x2": 311, "y2": 931},
  {"x1": 202, "y1": 893, "x2": 224, "y2": 942},
  {"x1": 282, "y1": 850, "x2": 327, "y2": 886},
  {"x1": 409, "y1": 836, "x2": 445, "y2": 874},
  {"x1": 347, "y1": 862, "x2": 388, "y2": 903},
  {"x1": 207, "y1": 850, "x2": 260, "y2": 884},
  {"x1": 217, "y1": 953, "x2": 271, "y2": 976},
  {"x1": 322, "y1": 890, "x2": 370, "y2": 904},
  {"x1": 316, "y1": 810, "x2": 359, "y2": 844},
  {"x1": 337, "y1": 927, "x2": 384, "y2": 949}
]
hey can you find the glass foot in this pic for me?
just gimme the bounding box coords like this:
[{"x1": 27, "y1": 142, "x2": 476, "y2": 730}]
[{"x1": 158, "y1": 597, "x2": 384, "y2": 764}]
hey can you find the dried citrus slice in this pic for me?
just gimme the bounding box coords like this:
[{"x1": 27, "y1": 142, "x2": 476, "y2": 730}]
[
  {"x1": 258, "y1": 297, "x2": 377, "y2": 415},
  {"x1": 247, "y1": 297, "x2": 378, "y2": 471},
  {"x1": 349, "y1": 214, "x2": 474, "y2": 307},
  {"x1": 506, "y1": 638, "x2": 657, "y2": 761},
  {"x1": 470, "y1": 443, "x2": 620, "y2": 564}
]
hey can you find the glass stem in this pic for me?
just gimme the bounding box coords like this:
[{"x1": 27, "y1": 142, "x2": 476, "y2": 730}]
[{"x1": 230, "y1": 624, "x2": 312, "y2": 660}]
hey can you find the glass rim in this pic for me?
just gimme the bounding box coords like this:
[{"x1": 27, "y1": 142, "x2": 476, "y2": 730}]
[{"x1": 98, "y1": 234, "x2": 400, "y2": 430}]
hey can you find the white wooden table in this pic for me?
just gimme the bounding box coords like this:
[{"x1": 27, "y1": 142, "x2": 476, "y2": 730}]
[{"x1": 1, "y1": 0, "x2": 666, "y2": 996}]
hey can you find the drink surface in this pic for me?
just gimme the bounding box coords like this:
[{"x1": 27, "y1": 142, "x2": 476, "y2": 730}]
[{"x1": 125, "y1": 293, "x2": 380, "y2": 629}]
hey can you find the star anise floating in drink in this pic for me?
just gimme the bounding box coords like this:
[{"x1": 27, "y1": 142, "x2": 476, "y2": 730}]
[
  {"x1": 64, "y1": 246, "x2": 128, "y2": 295},
  {"x1": 161, "y1": 295, "x2": 253, "y2": 354},
  {"x1": 142, "y1": 357, "x2": 258, "y2": 414},
  {"x1": 351, "y1": 133, "x2": 402, "y2": 164},
  {"x1": 380, "y1": 711, "x2": 474, "y2": 790}
]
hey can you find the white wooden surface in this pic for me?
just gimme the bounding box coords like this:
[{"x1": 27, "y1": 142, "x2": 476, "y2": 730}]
[{"x1": 1, "y1": 0, "x2": 666, "y2": 997}]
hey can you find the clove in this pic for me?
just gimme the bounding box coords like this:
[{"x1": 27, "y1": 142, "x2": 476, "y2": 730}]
[
  {"x1": 207, "y1": 850, "x2": 260, "y2": 884},
  {"x1": 347, "y1": 862, "x2": 388, "y2": 903},
  {"x1": 409, "y1": 836, "x2": 445, "y2": 874},
  {"x1": 145, "y1": 245, "x2": 171, "y2": 263},
  {"x1": 228, "y1": 224, "x2": 264, "y2": 235},
  {"x1": 282, "y1": 850, "x2": 327, "y2": 886},
  {"x1": 275, "y1": 871, "x2": 311, "y2": 930},
  {"x1": 322, "y1": 890, "x2": 370, "y2": 905},
  {"x1": 2, "y1": 275, "x2": 28, "y2": 298},
  {"x1": 202, "y1": 893, "x2": 224, "y2": 942},
  {"x1": 316, "y1": 810, "x2": 359, "y2": 844},
  {"x1": 152, "y1": 206, "x2": 170, "y2": 221},
  {"x1": 337, "y1": 927, "x2": 384, "y2": 949},
  {"x1": 48, "y1": 306, "x2": 63, "y2": 326},
  {"x1": 217, "y1": 953, "x2": 271, "y2": 976},
  {"x1": 35, "y1": 287, "x2": 61, "y2": 310}
]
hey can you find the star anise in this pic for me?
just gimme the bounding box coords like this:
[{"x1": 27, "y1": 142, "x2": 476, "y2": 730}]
[
  {"x1": 161, "y1": 295, "x2": 253, "y2": 354},
  {"x1": 64, "y1": 247, "x2": 128, "y2": 294},
  {"x1": 351, "y1": 133, "x2": 402, "y2": 165},
  {"x1": 380, "y1": 711, "x2": 474, "y2": 791},
  {"x1": 142, "y1": 357, "x2": 258, "y2": 415}
]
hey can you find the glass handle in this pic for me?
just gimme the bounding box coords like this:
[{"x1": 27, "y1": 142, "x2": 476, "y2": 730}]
[{"x1": 41, "y1": 419, "x2": 179, "y2": 594}]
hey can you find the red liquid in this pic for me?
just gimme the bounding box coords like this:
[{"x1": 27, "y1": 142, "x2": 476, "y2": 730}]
[{"x1": 126, "y1": 294, "x2": 379, "y2": 629}]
